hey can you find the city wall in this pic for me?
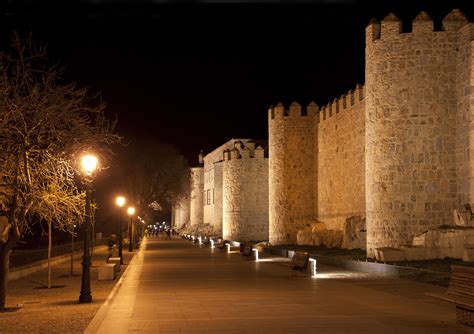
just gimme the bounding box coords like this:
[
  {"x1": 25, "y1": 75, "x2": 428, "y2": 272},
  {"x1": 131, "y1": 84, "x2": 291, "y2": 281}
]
[
  {"x1": 317, "y1": 85, "x2": 366, "y2": 231},
  {"x1": 222, "y1": 146, "x2": 268, "y2": 242},
  {"x1": 365, "y1": 10, "x2": 472, "y2": 257}
]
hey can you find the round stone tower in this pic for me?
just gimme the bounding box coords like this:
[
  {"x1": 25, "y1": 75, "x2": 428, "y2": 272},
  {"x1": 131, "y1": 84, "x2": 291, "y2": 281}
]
[
  {"x1": 222, "y1": 146, "x2": 268, "y2": 242},
  {"x1": 268, "y1": 102, "x2": 318, "y2": 245},
  {"x1": 190, "y1": 167, "x2": 204, "y2": 226},
  {"x1": 365, "y1": 10, "x2": 469, "y2": 258}
]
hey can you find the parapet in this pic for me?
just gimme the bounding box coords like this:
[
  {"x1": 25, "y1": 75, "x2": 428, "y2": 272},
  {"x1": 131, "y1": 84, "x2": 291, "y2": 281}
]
[
  {"x1": 223, "y1": 146, "x2": 266, "y2": 161},
  {"x1": 366, "y1": 9, "x2": 470, "y2": 43},
  {"x1": 269, "y1": 102, "x2": 319, "y2": 120},
  {"x1": 318, "y1": 84, "x2": 364, "y2": 123},
  {"x1": 413, "y1": 11, "x2": 433, "y2": 33},
  {"x1": 442, "y1": 8, "x2": 469, "y2": 31}
]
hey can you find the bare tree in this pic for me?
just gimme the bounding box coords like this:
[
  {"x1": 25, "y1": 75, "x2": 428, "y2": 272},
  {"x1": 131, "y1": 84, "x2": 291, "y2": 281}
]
[
  {"x1": 0, "y1": 33, "x2": 120, "y2": 310},
  {"x1": 122, "y1": 142, "x2": 190, "y2": 224}
]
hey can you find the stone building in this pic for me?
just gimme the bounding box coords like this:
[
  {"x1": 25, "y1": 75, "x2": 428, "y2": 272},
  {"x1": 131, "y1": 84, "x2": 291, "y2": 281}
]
[
  {"x1": 269, "y1": 9, "x2": 474, "y2": 260},
  {"x1": 203, "y1": 139, "x2": 251, "y2": 234},
  {"x1": 177, "y1": 139, "x2": 268, "y2": 242}
]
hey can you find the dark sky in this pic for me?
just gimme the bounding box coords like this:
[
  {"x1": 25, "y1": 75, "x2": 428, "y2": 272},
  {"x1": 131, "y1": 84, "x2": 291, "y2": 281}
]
[{"x1": 1, "y1": 0, "x2": 472, "y2": 166}]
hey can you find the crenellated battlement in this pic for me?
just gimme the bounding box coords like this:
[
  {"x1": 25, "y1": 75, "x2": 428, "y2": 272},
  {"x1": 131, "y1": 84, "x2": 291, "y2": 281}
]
[
  {"x1": 366, "y1": 9, "x2": 470, "y2": 43},
  {"x1": 269, "y1": 101, "x2": 319, "y2": 120},
  {"x1": 317, "y1": 84, "x2": 365, "y2": 123},
  {"x1": 223, "y1": 146, "x2": 266, "y2": 161}
]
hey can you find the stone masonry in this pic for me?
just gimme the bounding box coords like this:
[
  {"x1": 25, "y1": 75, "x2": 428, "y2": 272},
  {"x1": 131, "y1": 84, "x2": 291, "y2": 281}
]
[
  {"x1": 223, "y1": 144, "x2": 268, "y2": 242},
  {"x1": 203, "y1": 139, "x2": 251, "y2": 234},
  {"x1": 365, "y1": 10, "x2": 473, "y2": 257},
  {"x1": 190, "y1": 167, "x2": 204, "y2": 226},
  {"x1": 268, "y1": 9, "x2": 473, "y2": 259}
]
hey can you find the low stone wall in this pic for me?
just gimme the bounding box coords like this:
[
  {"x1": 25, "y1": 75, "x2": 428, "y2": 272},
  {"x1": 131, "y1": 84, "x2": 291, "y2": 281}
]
[{"x1": 10, "y1": 245, "x2": 108, "y2": 280}]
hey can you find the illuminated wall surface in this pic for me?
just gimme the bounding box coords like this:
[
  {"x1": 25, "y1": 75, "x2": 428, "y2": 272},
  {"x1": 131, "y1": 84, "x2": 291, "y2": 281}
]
[
  {"x1": 178, "y1": 10, "x2": 473, "y2": 258},
  {"x1": 268, "y1": 9, "x2": 474, "y2": 257}
]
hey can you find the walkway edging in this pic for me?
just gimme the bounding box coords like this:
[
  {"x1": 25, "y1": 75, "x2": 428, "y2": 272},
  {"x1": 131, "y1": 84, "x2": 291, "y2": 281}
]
[{"x1": 84, "y1": 239, "x2": 147, "y2": 334}]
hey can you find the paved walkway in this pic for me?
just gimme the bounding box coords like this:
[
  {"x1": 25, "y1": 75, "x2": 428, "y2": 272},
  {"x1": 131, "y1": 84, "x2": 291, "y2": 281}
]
[{"x1": 86, "y1": 237, "x2": 471, "y2": 334}]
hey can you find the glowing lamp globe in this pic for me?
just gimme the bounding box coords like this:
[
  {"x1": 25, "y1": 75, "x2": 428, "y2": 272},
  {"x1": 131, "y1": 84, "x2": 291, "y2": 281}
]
[
  {"x1": 127, "y1": 207, "x2": 136, "y2": 216},
  {"x1": 81, "y1": 155, "x2": 98, "y2": 176},
  {"x1": 116, "y1": 196, "x2": 126, "y2": 208}
]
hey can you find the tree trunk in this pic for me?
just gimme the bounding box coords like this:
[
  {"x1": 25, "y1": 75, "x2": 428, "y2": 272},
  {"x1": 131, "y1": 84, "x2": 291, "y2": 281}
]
[
  {"x1": 70, "y1": 231, "x2": 74, "y2": 277},
  {"x1": 47, "y1": 222, "x2": 52, "y2": 289},
  {"x1": 0, "y1": 243, "x2": 13, "y2": 311}
]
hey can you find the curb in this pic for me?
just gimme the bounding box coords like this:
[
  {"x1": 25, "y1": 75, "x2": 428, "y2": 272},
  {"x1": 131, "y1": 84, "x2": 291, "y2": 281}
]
[{"x1": 83, "y1": 238, "x2": 147, "y2": 334}]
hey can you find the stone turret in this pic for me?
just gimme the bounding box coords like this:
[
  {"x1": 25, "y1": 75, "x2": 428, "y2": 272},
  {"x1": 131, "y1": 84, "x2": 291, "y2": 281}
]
[
  {"x1": 365, "y1": 9, "x2": 472, "y2": 257},
  {"x1": 268, "y1": 102, "x2": 317, "y2": 244},
  {"x1": 222, "y1": 145, "x2": 268, "y2": 242}
]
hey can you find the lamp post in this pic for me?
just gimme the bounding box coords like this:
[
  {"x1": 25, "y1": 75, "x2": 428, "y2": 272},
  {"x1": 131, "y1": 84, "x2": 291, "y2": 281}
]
[
  {"x1": 127, "y1": 206, "x2": 135, "y2": 252},
  {"x1": 79, "y1": 154, "x2": 98, "y2": 304},
  {"x1": 115, "y1": 196, "x2": 126, "y2": 265}
]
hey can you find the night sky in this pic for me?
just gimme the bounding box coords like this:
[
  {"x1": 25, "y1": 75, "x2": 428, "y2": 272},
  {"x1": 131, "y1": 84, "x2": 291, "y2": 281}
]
[
  {"x1": 1, "y1": 0, "x2": 473, "y2": 225},
  {"x1": 1, "y1": 0, "x2": 472, "y2": 165}
]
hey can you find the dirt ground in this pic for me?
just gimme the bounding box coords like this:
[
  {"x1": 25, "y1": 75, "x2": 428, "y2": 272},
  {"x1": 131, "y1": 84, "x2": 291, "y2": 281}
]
[{"x1": 0, "y1": 247, "x2": 135, "y2": 334}]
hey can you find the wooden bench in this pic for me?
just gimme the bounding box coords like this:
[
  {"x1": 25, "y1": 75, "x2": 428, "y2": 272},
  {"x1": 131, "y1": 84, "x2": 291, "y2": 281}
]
[
  {"x1": 427, "y1": 265, "x2": 474, "y2": 327},
  {"x1": 290, "y1": 251, "x2": 310, "y2": 275},
  {"x1": 240, "y1": 243, "x2": 254, "y2": 260}
]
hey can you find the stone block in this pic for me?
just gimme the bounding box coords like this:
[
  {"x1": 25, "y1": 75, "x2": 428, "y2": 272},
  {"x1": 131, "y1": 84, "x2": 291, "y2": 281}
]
[
  {"x1": 297, "y1": 229, "x2": 312, "y2": 245},
  {"x1": 465, "y1": 235, "x2": 474, "y2": 246},
  {"x1": 375, "y1": 247, "x2": 406, "y2": 262},
  {"x1": 462, "y1": 246, "x2": 474, "y2": 262},
  {"x1": 401, "y1": 246, "x2": 427, "y2": 261},
  {"x1": 98, "y1": 264, "x2": 116, "y2": 281},
  {"x1": 412, "y1": 230, "x2": 437, "y2": 247},
  {"x1": 108, "y1": 257, "x2": 121, "y2": 273}
]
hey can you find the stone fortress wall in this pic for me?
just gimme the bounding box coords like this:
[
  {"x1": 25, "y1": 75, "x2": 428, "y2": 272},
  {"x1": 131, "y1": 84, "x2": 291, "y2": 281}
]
[
  {"x1": 317, "y1": 85, "x2": 366, "y2": 232},
  {"x1": 203, "y1": 139, "x2": 251, "y2": 233},
  {"x1": 176, "y1": 9, "x2": 473, "y2": 261},
  {"x1": 268, "y1": 9, "x2": 473, "y2": 259},
  {"x1": 189, "y1": 167, "x2": 204, "y2": 227},
  {"x1": 222, "y1": 142, "x2": 268, "y2": 242},
  {"x1": 171, "y1": 198, "x2": 190, "y2": 230},
  {"x1": 364, "y1": 10, "x2": 474, "y2": 258},
  {"x1": 268, "y1": 102, "x2": 316, "y2": 245}
]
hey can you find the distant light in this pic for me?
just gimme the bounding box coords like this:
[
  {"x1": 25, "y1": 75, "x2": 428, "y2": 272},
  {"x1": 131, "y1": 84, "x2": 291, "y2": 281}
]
[
  {"x1": 127, "y1": 207, "x2": 136, "y2": 215},
  {"x1": 116, "y1": 196, "x2": 126, "y2": 207}
]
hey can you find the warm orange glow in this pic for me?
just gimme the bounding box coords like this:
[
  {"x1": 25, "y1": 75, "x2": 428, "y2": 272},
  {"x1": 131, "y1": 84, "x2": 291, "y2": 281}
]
[
  {"x1": 81, "y1": 154, "x2": 98, "y2": 176},
  {"x1": 127, "y1": 206, "x2": 136, "y2": 216},
  {"x1": 116, "y1": 196, "x2": 126, "y2": 207}
]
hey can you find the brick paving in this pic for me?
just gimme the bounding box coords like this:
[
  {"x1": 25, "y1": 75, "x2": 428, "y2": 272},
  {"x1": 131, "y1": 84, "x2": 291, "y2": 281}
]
[{"x1": 88, "y1": 237, "x2": 471, "y2": 334}]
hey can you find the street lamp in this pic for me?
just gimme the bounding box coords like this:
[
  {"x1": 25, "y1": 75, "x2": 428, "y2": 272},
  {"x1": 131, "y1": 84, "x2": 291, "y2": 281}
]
[
  {"x1": 127, "y1": 206, "x2": 135, "y2": 252},
  {"x1": 79, "y1": 154, "x2": 98, "y2": 304},
  {"x1": 115, "y1": 196, "x2": 126, "y2": 265}
]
